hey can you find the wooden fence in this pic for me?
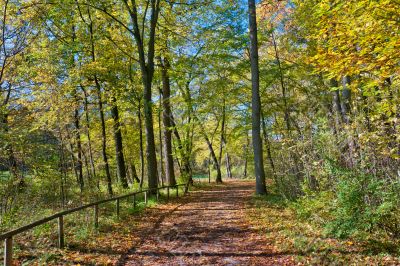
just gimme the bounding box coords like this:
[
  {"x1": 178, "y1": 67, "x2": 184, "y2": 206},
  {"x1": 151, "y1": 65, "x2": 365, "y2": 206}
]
[{"x1": 0, "y1": 183, "x2": 190, "y2": 266}]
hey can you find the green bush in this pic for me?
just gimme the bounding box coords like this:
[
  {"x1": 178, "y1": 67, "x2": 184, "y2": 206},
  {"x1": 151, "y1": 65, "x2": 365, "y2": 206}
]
[
  {"x1": 291, "y1": 160, "x2": 400, "y2": 240},
  {"x1": 291, "y1": 191, "x2": 334, "y2": 225},
  {"x1": 326, "y1": 173, "x2": 400, "y2": 239}
]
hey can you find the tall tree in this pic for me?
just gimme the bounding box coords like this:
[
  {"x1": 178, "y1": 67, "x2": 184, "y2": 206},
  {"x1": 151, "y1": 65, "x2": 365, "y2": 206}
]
[
  {"x1": 121, "y1": 0, "x2": 160, "y2": 191},
  {"x1": 160, "y1": 56, "x2": 176, "y2": 186},
  {"x1": 111, "y1": 95, "x2": 128, "y2": 188},
  {"x1": 248, "y1": 0, "x2": 267, "y2": 195}
]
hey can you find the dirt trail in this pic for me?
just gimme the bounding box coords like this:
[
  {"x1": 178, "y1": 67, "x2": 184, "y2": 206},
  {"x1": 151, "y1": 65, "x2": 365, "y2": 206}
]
[{"x1": 117, "y1": 181, "x2": 293, "y2": 266}]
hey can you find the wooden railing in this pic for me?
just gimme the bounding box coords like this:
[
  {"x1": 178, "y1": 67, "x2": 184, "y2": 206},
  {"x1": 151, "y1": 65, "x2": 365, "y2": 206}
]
[{"x1": 0, "y1": 183, "x2": 190, "y2": 266}]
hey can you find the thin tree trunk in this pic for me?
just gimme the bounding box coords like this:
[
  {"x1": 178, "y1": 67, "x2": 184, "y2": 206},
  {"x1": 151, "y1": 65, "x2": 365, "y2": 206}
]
[
  {"x1": 65, "y1": 127, "x2": 79, "y2": 184},
  {"x1": 81, "y1": 85, "x2": 97, "y2": 186},
  {"x1": 58, "y1": 130, "x2": 66, "y2": 208},
  {"x1": 272, "y1": 31, "x2": 303, "y2": 186},
  {"x1": 130, "y1": 162, "x2": 140, "y2": 183},
  {"x1": 196, "y1": 117, "x2": 221, "y2": 183},
  {"x1": 331, "y1": 78, "x2": 344, "y2": 126},
  {"x1": 111, "y1": 95, "x2": 128, "y2": 188},
  {"x1": 95, "y1": 81, "x2": 113, "y2": 196},
  {"x1": 86, "y1": 8, "x2": 113, "y2": 195},
  {"x1": 208, "y1": 154, "x2": 211, "y2": 183},
  {"x1": 73, "y1": 92, "x2": 84, "y2": 192},
  {"x1": 272, "y1": 32, "x2": 291, "y2": 131},
  {"x1": 225, "y1": 152, "x2": 232, "y2": 178},
  {"x1": 170, "y1": 113, "x2": 192, "y2": 181},
  {"x1": 206, "y1": 135, "x2": 222, "y2": 183},
  {"x1": 341, "y1": 76, "x2": 352, "y2": 124},
  {"x1": 261, "y1": 111, "x2": 278, "y2": 185},
  {"x1": 218, "y1": 100, "x2": 226, "y2": 170},
  {"x1": 137, "y1": 99, "x2": 145, "y2": 189},
  {"x1": 249, "y1": 0, "x2": 267, "y2": 194},
  {"x1": 158, "y1": 87, "x2": 165, "y2": 186}
]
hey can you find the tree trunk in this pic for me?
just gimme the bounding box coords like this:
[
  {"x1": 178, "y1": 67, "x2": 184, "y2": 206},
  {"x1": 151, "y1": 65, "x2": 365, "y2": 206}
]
[
  {"x1": 111, "y1": 95, "x2": 128, "y2": 188},
  {"x1": 130, "y1": 162, "x2": 140, "y2": 183},
  {"x1": 160, "y1": 57, "x2": 176, "y2": 186},
  {"x1": 86, "y1": 7, "x2": 112, "y2": 195},
  {"x1": 81, "y1": 85, "x2": 97, "y2": 186},
  {"x1": 341, "y1": 76, "x2": 352, "y2": 124},
  {"x1": 65, "y1": 127, "x2": 79, "y2": 184},
  {"x1": 197, "y1": 119, "x2": 221, "y2": 183},
  {"x1": 73, "y1": 91, "x2": 84, "y2": 192},
  {"x1": 225, "y1": 152, "x2": 233, "y2": 178},
  {"x1": 137, "y1": 99, "x2": 145, "y2": 189},
  {"x1": 158, "y1": 87, "x2": 165, "y2": 186},
  {"x1": 122, "y1": 0, "x2": 160, "y2": 192},
  {"x1": 261, "y1": 111, "x2": 278, "y2": 185},
  {"x1": 331, "y1": 78, "x2": 345, "y2": 127},
  {"x1": 143, "y1": 75, "x2": 159, "y2": 191},
  {"x1": 170, "y1": 112, "x2": 192, "y2": 181},
  {"x1": 218, "y1": 100, "x2": 226, "y2": 174},
  {"x1": 248, "y1": 0, "x2": 267, "y2": 195},
  {"x1": 95, "y1": 80, "x2": 113, "y2": 196}
]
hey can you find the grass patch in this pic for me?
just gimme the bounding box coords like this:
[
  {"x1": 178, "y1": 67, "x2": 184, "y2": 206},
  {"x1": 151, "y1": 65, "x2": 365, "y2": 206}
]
[{"x1": 246, "y1": 192, "x2": 400, "y2": 265}]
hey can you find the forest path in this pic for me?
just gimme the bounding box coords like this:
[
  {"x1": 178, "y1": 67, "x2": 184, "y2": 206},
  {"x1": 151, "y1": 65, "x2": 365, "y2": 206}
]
[{"x1": 117, "y1": 181, "x2": 294, "y2": 266}]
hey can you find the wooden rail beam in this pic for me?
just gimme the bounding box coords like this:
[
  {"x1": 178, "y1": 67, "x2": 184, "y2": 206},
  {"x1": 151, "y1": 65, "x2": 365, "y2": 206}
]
[{"x1": 0, "y1": 182, "x2": 190, "y2": 266}]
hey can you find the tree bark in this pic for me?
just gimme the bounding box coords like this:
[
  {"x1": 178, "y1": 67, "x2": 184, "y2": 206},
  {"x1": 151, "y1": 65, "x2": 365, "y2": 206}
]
[
  {"x1": 137, "y1": 99, "x2": 145, "y2": 189},
  {"x1": 248, "y1": 0, "x2": 267, "y2": 194},
  {"x1": 130, "y1": 162, "x2": 140, "y2": 183},
  {"x1": 243, "y1": 133, "x2": 250, "y2": 179},
  {"x1": 111, "y1": 95, "x2": 128, "y2": 188},
  {"x1": 158, "y1": 87, "x2": 165, "y2": 186},
  {"x1": 205, "y1": 133, "x2": 222, "y2": 183},
  {"x1": 160, "y1": 57, "x2": 176, "y2": 186}
]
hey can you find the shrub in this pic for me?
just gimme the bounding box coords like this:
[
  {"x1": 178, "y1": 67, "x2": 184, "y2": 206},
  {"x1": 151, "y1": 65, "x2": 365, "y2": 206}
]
[{"x1": 326, "y1": 173, "x2": 400, "y2": 239}]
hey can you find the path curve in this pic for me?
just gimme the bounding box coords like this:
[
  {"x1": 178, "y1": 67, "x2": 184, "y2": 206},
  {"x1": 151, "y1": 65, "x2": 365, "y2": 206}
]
[{"x1": 118, "y1": 181, "x2": 293, "y2": 266}]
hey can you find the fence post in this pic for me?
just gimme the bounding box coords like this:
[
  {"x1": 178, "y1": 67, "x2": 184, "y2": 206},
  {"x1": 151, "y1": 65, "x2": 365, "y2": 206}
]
[
  {"x1": 156, "y1": 188, "x2": 160, "y2": 201},
  {"x1": 94, "y1": 204, "x2": 99, "y2": 228},
  {"x1": 176, "y1": 186, "x2": 179, "y2": 197},
  {"x1": 144, "y1": 191, "x2": 148, "y2": 205},
  {"x1": 58, "y1": 216, "x2": 64, "y2": 249},
  {"x1": 133, "y1": 194, "x2": 136, "y2": 209},
  {"x1": 4, "y1": 237, "x2": 12, "y2": 266},
  {"x1": 116, "y1": 198, "x2": 120, "y2": 217}
]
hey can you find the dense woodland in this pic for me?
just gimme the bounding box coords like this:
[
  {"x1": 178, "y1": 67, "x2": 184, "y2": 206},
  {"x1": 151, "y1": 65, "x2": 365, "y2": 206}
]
[{"x1": 0, "y1": 0, "x2": 400, "y2": 256}]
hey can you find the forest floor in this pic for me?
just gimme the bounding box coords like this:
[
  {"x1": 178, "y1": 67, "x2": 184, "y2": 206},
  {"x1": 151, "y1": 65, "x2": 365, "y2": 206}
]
[{"x1": 12, "y1": 180, "x2": 400, "y2": 265}]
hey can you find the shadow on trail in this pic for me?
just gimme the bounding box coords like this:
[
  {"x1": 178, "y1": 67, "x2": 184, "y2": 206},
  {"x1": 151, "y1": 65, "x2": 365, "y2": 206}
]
[
  {"x1": 115, "y1": 181, "x2": 294, "y2": 265},
  {"x1": 116, "y1": 202, "x2": 187, "y2": 266}
]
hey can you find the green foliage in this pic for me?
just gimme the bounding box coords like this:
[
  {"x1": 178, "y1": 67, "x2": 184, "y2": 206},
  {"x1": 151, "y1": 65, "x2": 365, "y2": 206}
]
[
  {"x1": 292, "y1": 161, "x2": 400, "y2": 240},
  {"x1": 291, "y1": 191, "x2": 334, "y2": 224},
  {"x1": 326, "y1": 173, "x2": 400, "y2": 239}
]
